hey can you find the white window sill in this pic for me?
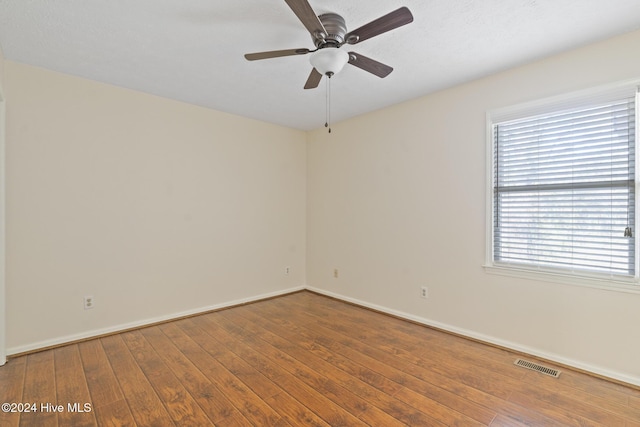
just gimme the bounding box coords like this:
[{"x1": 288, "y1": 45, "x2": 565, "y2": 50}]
[{"x1": 483, "y1": 264, "x2": 640, "y2": 294}]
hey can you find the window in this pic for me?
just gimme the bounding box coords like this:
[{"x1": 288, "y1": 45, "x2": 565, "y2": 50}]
[{"x1": 486, "y1": 81, "x2": 639, "y2": 289}]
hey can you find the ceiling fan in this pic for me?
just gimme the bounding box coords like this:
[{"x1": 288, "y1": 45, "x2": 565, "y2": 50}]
[{"x1": 244, "y1": 0, "x2": 414, "y2": 89}]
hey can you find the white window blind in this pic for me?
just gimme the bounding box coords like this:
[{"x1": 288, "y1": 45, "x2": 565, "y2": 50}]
[{"x1": 493, "y1": 91, "x2": 636, "y2": 277}]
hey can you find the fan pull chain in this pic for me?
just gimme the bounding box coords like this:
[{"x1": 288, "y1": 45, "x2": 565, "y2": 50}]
[{"x1": 325, "y1": 73, "x2": 332, "y2": 133}]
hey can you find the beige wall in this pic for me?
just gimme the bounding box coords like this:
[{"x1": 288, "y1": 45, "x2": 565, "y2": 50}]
[
  {"x1": 0, "y1": 42, "x2": 5, "y2": 364},
  {"x1": 5, "y1": 29, "x2": 640, "y2": 385},
  {"x1": 0, "y1": 44, "x2": 4, "y2": 88},
  {"x1": 5, "y1": 62, "x2": 306, "y2": 352},
  {"x1": 307, "y1": 29, "x2": 640, "y2": 385}
]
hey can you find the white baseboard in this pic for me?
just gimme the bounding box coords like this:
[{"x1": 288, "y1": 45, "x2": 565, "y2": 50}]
[
  {"x1": 306, "y1": 286, "x2": 640, "y2": 388},
  {"x1": 6, "y1": 286, "x2": 305, "y2": 356},
  {"x1": 8, "y1": 284, "x2": 640, "y2": 388}
]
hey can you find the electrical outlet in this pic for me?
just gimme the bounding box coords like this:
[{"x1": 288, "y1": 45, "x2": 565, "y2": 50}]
[
  {"x1": 421, "y1": 287, "x2": 428, "y2": 299},
  {"x1": 84, "y1": 296, "x2": 94, "y2": 310},
  {"x1": 333, "y1": 268, "x2": 339, "y2": 279},
  {"x1": 285, "y1": 266, "x2": 290, "y2": 275}
]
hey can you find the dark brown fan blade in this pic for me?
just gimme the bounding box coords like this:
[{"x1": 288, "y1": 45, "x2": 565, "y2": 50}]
[
  {"x1": 285, "y1": 0, "x2": 327, "y2": 38},
  {"x1": 348, "y1": 52, "x2": 393, "y2": 78},
  {"x1": 345, "y1": 7, "x2": 413, "y2": 45},
  {"x1": 244, "y1": 48, "x2": 310, "y2": 61},
  {"x1": 304, "y1": 68, "x2": 323, "y2": 89}
]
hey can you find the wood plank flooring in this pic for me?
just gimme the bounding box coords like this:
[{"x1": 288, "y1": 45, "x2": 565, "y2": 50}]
[{"x1": 1, "y1": 290, "x2": 639, "y2": 426}]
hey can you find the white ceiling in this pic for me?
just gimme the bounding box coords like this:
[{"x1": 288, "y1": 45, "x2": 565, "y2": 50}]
[{"x1": 1, "y1": 1, "x2": 640, "y2": 131}]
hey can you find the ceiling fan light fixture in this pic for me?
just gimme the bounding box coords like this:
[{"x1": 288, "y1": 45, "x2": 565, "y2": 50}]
[{"x1": 309, "y1": 48, "x2": 349, "y2": 76}]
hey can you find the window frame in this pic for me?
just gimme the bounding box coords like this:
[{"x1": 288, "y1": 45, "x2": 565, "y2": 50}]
[{"x1": 484, "y1": 79, "x2": 640, "y2": 293}]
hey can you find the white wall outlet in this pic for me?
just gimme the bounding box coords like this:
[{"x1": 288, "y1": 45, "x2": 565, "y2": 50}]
[
  {"x1": 285, "y1": 266, "x2": 290, "y2": 275},
  {"x1": 333, "y1": 268, "x2": 339, "y2": 279},
  {"x1": 84, "y1": 296, "x2": 94, "y2": 310},
  {"x1": 421, "y1": 287, "x2": 428, "y2": 299}
]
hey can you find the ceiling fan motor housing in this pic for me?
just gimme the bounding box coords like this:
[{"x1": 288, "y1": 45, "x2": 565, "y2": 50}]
[{"x1": 315, "y1": 13, "x2": 347, "y2": 47}]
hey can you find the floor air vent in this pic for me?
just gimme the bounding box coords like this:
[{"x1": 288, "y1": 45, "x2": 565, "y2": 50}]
[{"x1": 514, "y1": 358, "x2": 561, "y2": 378}]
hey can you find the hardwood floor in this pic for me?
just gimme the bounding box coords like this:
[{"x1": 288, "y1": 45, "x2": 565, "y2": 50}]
[{"x1": 1, "y1": 291, "x2": 639, "y2": 426}]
